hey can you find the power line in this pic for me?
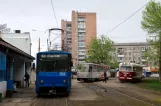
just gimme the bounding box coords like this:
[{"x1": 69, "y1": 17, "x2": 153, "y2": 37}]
[
  {"x1": 0, "y1": 13, "x2": 45, "y2": 33},
  {"x1": 50, "y1": 0, "x2": 59, "y2": 28},
  {"x1": 106, "y1": 1, "x2": 150, "y2": 34}
]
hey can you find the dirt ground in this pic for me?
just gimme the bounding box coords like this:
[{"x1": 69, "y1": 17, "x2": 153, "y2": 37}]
[
  {"x1": 95, "y1": 78, "x2": 161, "y2": 105},
  {"x1": 0, "y1": 80, "x2": 105, "y2": 106},
  {"x1": 69, "y1": 79, "x2": 101, "y2": 100},
  {"x1": 0, "y1": 78, "x2": 161, "y2": 106}
]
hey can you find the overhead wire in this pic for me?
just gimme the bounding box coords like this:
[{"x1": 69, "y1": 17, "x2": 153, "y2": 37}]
[
  {"x1": 106, "y1": 1, "x2": 150, "y2": 34},
  {"x1": 50, "y1": 0, "x2": 59, "y2": 28},
  {"x1": 0, "y1": 12, "x2": 45, "y2": 33},
  {"x1": 49, "y1": 0, "x2": 63, "y2": 44}
]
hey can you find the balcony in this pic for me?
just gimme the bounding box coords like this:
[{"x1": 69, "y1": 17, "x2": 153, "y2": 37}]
[
  {"x1": 78, "y1": 25, "x2": 86, "y2": 29},
  {"x1": 141, "y1": 59, "x2": 147, "y2": 62},
  {"x1": 66, "y1": 27, "x2": 71, "y2": 31},
  {"x1": 118, "y1": 60, "x2": 124, "y2": 63},
  {"x1": 78, "y1": 52, "x2": 85, "y2": 56},
  {"x1": 78, "y1": 61, "x2": 86, "y2": 63},
  {"x1": 117, "y1": 55, "x2": 124, "y2": 57},
  {"x1": 78, "y1": 18, "x2": 86, "y2": 22},
  {"x1": 78, "y1": 30, "x2": 86, "y2": 33},
  {"x1": 141, "y1": 49, "x2": 146, "y2": 52}
]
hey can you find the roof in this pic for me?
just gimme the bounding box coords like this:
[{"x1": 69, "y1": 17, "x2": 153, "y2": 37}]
[
  {"x1": 150, "y1": 67, "x2": 159, "y2": 72},
  {"x1": 37, "y1": 50, "x2": 71, "y2": 55},
  {"x1": 114, "y1": 42, "x2": 148, "y2": 46},
  {"x1": 79, "y1": 63, "x2": 110, "y2": 67},
  {"x1": 119, "y1": 63, "x2": 144, "y2": 67},
  {"x1": 0, "y1": 38, "x2": 35, "y2": 60}
]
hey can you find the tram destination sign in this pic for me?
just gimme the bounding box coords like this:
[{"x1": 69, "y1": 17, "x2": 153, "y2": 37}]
[{"x1": 40, "y1": 54, "x2": 68, "y2": 58}]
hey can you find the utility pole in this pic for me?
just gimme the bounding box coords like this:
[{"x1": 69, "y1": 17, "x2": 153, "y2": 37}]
[
  {"x1": 47, "y1": 39, "x2": 49, "y2": 51},
  {"x1": 38, "y1": 38, "x2": 40, "y2": 52},
  {"x1": 159, "y1": 34, "x2": 161, "y2": 81}
]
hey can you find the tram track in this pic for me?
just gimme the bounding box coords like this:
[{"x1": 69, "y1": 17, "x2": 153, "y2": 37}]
[
  {"x1": 30, "y1": 97, "x2": 42, "y2": 106},
  {"x1": 83, "y1": 82, "x2": 157, "y2": 106},
  {"x1": 30, "y1": 95, "x2": 69, "y2": 106}
]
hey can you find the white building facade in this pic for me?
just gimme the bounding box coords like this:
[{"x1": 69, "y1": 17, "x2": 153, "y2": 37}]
[
  {"x1": 0, "y1": 31, "x2": 34, "y2": 99},
  {"x1": 1, "y1": 31, "x2": 31, "y2": 55}
]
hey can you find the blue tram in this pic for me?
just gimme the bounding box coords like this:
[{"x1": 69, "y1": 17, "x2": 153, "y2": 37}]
[{"x1": 35, "y1": 51, "x2": 73, "y2": 96}]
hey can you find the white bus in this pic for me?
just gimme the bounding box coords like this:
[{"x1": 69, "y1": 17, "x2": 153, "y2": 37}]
[
  {"x1": 119, "y1": 63, "x2": 145, "y2": 82},
  {"x1": 77, "y1": 63, "x2": 111, "y2": 82}
]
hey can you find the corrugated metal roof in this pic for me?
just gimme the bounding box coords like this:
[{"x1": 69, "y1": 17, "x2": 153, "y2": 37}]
[{"x1": 0, "y1": 38, "x2": 35, "y2": 60}]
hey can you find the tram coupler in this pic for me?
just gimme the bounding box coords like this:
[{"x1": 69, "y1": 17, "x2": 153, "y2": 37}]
[{"x1": 48, "y1": 90, "x2": 56, "y2": 95}]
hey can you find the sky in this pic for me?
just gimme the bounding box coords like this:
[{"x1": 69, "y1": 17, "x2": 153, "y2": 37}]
[{"x1": 0, "y1": 0, "x2": 159, "y2": 57}]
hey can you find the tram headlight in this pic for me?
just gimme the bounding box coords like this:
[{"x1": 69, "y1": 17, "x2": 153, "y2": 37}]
[
  {"x1": 63, "y1": 80, "x2": 66, "y2": 83},
  {"x1": 40, "y1": 80, "x2": 44, "y2": 84}
]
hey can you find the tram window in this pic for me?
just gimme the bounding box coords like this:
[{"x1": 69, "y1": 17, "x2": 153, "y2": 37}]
[
  {"x1": 37, "y1": 54, "x2": 69, "y2": 72},
  {"x1": 89, "y1": 66, "x2": 92, "y2": 72},
  {"x1": 120, "y1": 66, "x2": 132, "y2": 71},
  {"x1": 133, "y1": 67, "x2": 137, "y2": 71},
  {"x1": 71, "y1": 61, "x2": 73, "y2": 67}
]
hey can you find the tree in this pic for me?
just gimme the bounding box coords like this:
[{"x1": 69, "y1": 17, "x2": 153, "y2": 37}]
[
  {"x1": 76, "y1": 64, "x2": 83, "y2": 71},
  {"x1": 141, "y1": 1, "x2": 161, "y2": 80},
  {"x1": 85, "y1": 35, "x2": 118, "y2": 68},
  {"x1": 144, "y1": 39, "x2": 159, "y2": 67}
]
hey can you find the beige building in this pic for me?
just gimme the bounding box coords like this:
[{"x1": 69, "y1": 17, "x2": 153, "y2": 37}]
[
  {"x1": 61, "y1": 11, "x2": 97, "y2": 66},
  {"x1": 114, "y1": 42, "x2": 149, "y2": 65}
]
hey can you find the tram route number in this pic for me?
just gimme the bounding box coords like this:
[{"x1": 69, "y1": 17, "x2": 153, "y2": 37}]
[{"x1": 59, "y1": 72, "x2": 66, "y2": 76}]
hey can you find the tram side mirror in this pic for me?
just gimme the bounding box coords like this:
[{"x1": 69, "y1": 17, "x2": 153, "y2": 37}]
[{"x1": 71, "y1": 61, "x2": 73, "y2": 67}]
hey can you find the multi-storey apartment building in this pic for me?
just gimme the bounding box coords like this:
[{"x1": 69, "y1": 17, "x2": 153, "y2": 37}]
[
  {"x1": 114, "y1": 42, "x2": 149, "y2": 65},
  {"x1": 61, "y1": 11, "x2": 97, "y2": 66},
  {"x1": 61, "y1": 20, "x2": 72, "y2": 53}
]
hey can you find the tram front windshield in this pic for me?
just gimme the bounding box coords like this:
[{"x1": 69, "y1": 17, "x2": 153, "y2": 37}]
[{"x1": 37, "y1": 54, "x2": 69, "y2": 72}]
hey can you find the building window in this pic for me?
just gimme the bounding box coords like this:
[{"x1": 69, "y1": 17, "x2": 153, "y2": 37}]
[
  {"x1": 129, "y1": 57, "x2": 131, "y2": 59},
  {"x1": 67, "y1": 31, "x2": 72, "y2": 34},
  {"x1": 78, "y1": 32, "x2": 86, "y2": 35},
  {"x1": 78, "y1": 36, "x2": 85, "y2": 39},
  {"x1": 124, "y1": 53, "x2": 127, "y2": 55},
  {"x1": 78, "y1": 59, "x2": 85, "y2": 61},
  {"x1": 79, "y1": 55, "x2": 85, "y2": 57},
  {"x1": 67, "y1": 24, "x2": 71, "y2": 27},
  {"x1": 78, "y1": 40, "x2": 85, "y2": 42},
  {"x1": 79, "y1": 51, "x2": 85, "y2": 53},
  {"x1": 67, "y1": 38, "x2": 71, "y2": 40},
  {"x1": 119, "y1": 57, "x2": 123, "y2": 60},
  {"x1": 78, "y1": 42, "x2": 85, "y2": 46},
  {"x1": 78, "y1": 47, "x2": 86, "y2": 50},
  {"x1": 129, "y1": 53, "x2": 131, "y2": 55}
]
